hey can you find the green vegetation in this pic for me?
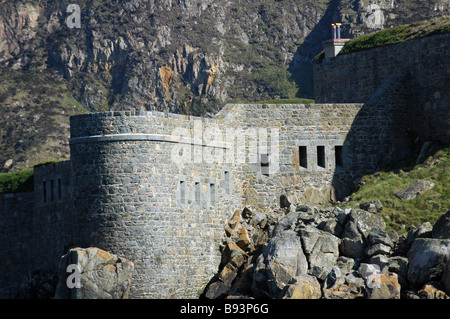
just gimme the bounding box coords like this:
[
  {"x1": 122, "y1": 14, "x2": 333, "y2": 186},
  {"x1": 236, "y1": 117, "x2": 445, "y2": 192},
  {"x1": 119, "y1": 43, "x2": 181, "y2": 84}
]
[
  {"x1": 340, "y1": 15, "x2": 450, "y2": 55},
  {"x1": 343, "y1": 144, "x2": 450, "y2": 234},
  {"x1": 0, "y1": 168, "x2": 34, "y2": 194},
  {"x1": 0, "y1": 68, "x2": 88, "y2": 172}
]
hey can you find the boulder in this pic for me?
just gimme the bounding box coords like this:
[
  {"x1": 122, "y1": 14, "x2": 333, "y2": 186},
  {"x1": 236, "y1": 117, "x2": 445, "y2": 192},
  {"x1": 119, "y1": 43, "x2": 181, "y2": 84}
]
[
  {"x1": 298, "y1": 226, "x2": 341, "y2": 280},
  {"x1": 417, "y1": 282, "x2": 449, "y2": 299},
  {"x1": 394, "y1": 180, "x2": 435, "y2": 200},
  {"x1": 386, "y1": 256, "x2": 409, "y2": 288},
  {"x1": 251, "y1": 230, "x2": 308, "y2": 298},
  {"x1": 365, "y1": 243, "x2": 392, "y2": 257},
  {"x1": 366, "y1": 273, "x2": 401, "y2": 299},
  {"x1": 367, "y1": 227, "x2": 394, "y2": 247},
  {"x1": 343, "y1": 209, "x2": 386, "y2": 240},
  {"x1": 405, "y1": 222, "x2": 433, "y2": 246},
  {"x1": 340, "y1": 237, "x2": 366, "y2": 259},
  {"x1": 54, "y1": 247, "x2": 134, "y2": 299},
  {"x1": 318, "y1": 218, "x2": 343, "y2": 237},
  {"x1": 432, "y1": 211, "x2": 450, "y2": 239},
  {"x1": 407, "y1": 238, "x2": 450, "y2": 288},
  {"x1": 281, "y1": 275, "x2": 322, "y2": 299},
  {"x1": 204, "y1": 242, "x2": 247, "y2": 299},
  {"x1": 271, "y1": 211, "x2": 299, "y2": 236},
  {"x1": 322, "y1": 271, "x2": 365, "y2": 299},
  {"x1": 359, "y1": 200, "x2": 383, "y2": 213}
]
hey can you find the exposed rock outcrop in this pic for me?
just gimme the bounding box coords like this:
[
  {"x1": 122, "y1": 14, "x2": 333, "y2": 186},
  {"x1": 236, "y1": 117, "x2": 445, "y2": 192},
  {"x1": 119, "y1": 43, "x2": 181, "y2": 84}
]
[
  {"x1": 54, "y1": 247, "x2": 134, "y2": 299},
  {"x1": 204, "y1": 202, "x2": 450, "y2": 299}
]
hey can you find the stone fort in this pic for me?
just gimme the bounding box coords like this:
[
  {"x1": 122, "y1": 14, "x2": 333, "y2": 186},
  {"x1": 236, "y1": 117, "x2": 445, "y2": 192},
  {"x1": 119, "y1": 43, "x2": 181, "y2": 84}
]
[{"x1": 0, "y1": 32, "x2": 448, "y2": 298}]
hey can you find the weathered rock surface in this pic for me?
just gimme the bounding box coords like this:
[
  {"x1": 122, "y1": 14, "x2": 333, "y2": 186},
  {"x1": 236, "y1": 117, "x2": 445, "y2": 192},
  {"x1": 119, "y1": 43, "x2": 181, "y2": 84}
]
[
  {"x1": 204, "y1": 207, "x2": 450, "y2": 299},
  {"x1": 407, "y1": 238, "x2": 450, "y2": 288},
  {"x1": 394, "y1": 180, "x2": 435, "y2": 200},
  {"x1": 281, "y1": 275, "x2": 322, "y2": 299},
  {"x1": 432, "y1": 211, "x2": 450, "y2": 239},
  {"x1": 251, "y1": 230, "x2": 308, "y2": 298},
  {"x1": 54, "y1": 247, "x2": 134, "y2": 299}
]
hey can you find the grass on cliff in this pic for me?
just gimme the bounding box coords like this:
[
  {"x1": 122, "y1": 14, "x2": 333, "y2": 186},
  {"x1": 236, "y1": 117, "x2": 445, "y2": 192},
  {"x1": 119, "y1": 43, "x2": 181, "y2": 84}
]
[
  {"x1": 0, "y1": 168, "x2": 34, "y2": 194},
  {"x1": 339, "y1": 15, "x2": 450, "y2": 55},
  {"x1": 343, "y1": 144, "x2": 450, "y2": 234},
  {"x1": 0, "y1": 68, "x2": 88, "y2": 172}
]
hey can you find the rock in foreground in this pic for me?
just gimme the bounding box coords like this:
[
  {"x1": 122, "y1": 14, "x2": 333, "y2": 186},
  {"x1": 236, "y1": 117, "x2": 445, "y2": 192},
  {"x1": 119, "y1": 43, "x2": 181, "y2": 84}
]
[{"x1": 54, "y1": 247, "x2": 134, "y2": 299}]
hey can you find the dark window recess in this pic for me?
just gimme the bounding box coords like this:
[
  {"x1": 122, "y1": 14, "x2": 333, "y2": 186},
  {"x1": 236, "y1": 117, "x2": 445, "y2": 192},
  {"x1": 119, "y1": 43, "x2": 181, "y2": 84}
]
[
  {"x1": 317, "y1": 146, "x2": 326, "y2": 168},
  {"x1": 50, "y1": 180, "x2": 55, "y2": 202},
  {"x1": 210, "y1": 183, "x2": 216, "y2": 207},
  {"x1": 195, "y1": 182, "x2": 200, "y2": 203},
  {"x1": 335, "y1": 146, "x2": 343, "y2": 168},
  {"x1": 43, "y1": 181, "x2": 47, "y2": 203},
  {"x1": 299, "y1": 146, "x2": 308, "y2": 168},
  {"x1": 224, "y1": 171, "x2": 230, "y2": 194},
  {"x1": 260, "y1": 154, "x2": 269, "y2": 176},
  {"x1": 180, "y1": 180, "x2": 186, "y2": 204},
  {"x1": 57, "y1": 178, "x2": 62, "y2": 200}
]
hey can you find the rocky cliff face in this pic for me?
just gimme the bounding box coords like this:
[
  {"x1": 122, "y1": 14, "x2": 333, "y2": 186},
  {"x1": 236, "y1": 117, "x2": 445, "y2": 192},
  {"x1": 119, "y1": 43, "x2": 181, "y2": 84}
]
[{"x1": 0, "y1": 0, "x2": 449, "y2": 171}]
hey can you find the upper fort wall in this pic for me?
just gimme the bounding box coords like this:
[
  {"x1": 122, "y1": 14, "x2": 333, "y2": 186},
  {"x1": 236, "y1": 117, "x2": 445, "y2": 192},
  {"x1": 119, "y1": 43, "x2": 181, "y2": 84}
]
[{"x1": 314, "y1": 33, "x2": 450, "y2": 144}]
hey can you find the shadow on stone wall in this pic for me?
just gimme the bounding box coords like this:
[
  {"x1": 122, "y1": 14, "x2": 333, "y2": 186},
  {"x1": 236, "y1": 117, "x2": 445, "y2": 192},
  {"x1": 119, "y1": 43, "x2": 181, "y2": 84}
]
[
  {"x1": 289, "y1": 0, "x2": 342, "y2": 99},
  {"x1": 331, "y1": 69, "x2": 450, "y2": 201}
]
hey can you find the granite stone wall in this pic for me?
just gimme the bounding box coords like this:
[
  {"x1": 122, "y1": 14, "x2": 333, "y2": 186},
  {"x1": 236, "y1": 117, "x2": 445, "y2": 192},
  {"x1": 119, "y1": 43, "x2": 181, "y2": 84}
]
[{"x1": 313, "y1": 33, "x2": 450, "y2": 144}]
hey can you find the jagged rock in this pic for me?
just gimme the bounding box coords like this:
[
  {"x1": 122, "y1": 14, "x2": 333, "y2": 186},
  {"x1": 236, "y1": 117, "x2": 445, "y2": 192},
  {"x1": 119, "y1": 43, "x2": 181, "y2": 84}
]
[
  {"x1": 336, "y1": 256, "x2": 357, "y2": 274},
  {"x1": 407, "y1": 238, "x2": 450, "y2": 288},
  {"x1": 332, "y1": 207, "x2": 351, "y2": 225},
  {"x1": 318, "y1": 218, "x2": 343, "y2": 237},
  {"x1": 54, "y1": 247, "x2": 134, "y2": 299},
  {"x1": 322, "y1": 271, "x2": 366, "y2": 299},
  {"x1": 251, "y1": 230, "x2": 308, "y2": 298},
  {"x1": 367, "y1": 227, "x2": 394, "y2": 247},
  {"x1": 271, "y1": 211, "x2": 299, "y2": 236},
  {"x1": 204, "y1": 242, "x2": 247, "y2": 299},
  {"x1": 340, "y1": 237, "x2": 366, "y2": 259},
  {"x1": 366, "y1": 273, "x2": 401, "y2": 299},
  {"x1": 386, "y1": 256, "x2": 409, "y2": 288},
  {"x1": 432, "y1": 211, "x2": 450, "y2": 239},
  {"x1": 394, "y1": 180, "x2": 435, "y2": 200},
  {"x1": 298, "y1": 226, "x2": 341, "y2": 280},
  {"x1": 281, "y1": 275, "x2": 322, "y2": 299},
  {"x1": 405, "y1": 222, "x2": 433, "y2": 247},
  {"x1": 365, "y1": 243, "x2": 392, "y2": 257},
  {"x1": 417, "y1": 281, "x2": 450, "y2": 299},
  {"x1": 359, "y1": 200, "x2": 383, "y2": 213}
]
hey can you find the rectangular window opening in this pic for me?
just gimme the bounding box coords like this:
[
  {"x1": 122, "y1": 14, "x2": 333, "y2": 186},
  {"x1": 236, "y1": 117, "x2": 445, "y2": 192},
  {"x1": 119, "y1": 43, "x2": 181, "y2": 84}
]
[
  {"x1": 224, "y1": 171, "x2": 230, "y2": 194},
  {"x1": 57, "y1": 178, "x2": 62, "y2": 201},
  {"x1": 195, "y1": 182, "x2": 200, "y2": 204},
  {"x1": 42, "y1": 181, "x2": 47, "y2": 203},
  {"x1": 50, "y1": 179, "x2": 55, "y2": 202},
  {"x1": 180, "y1": 180, "x2": 186, "y2": 205},
  {"x1": 317, "y1": 146, "x2": 326, "y2": 168},
  {"x1": 299, "y1": 146, "x2": 308, "y2": 169},
  {"x1": 260, "y1": 154, "x2": 269, "y2": 176},
  {"x1": 210, "y1": 183, "x2": 216, "y2": 207},
  {"x1": 335, "y1": 146, "x2": 343, "y2": 168}
]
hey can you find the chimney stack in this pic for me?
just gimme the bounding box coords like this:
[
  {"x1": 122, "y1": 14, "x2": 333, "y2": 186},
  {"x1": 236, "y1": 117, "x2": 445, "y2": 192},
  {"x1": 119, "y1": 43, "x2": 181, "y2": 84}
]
[{"x1": 335, "y1": 23, "x2": 342, "y2": 39}]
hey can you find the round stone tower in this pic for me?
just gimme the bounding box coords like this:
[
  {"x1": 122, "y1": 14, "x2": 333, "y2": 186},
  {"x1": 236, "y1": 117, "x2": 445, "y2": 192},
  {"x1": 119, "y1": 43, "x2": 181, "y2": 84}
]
[{"x1": 69, "y1": 111, "x2": 235, "y2": 298}]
